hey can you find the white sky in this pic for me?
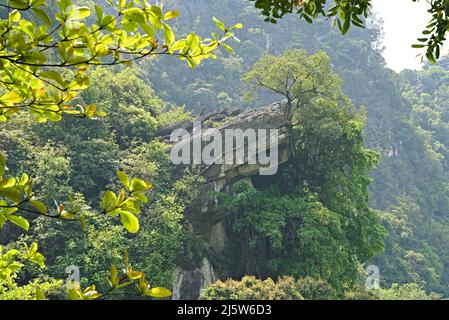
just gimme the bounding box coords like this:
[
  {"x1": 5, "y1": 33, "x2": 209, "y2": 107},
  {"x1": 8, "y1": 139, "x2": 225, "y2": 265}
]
[{"x1": 372, "y1": 0, "x2": 440, "y2": 72}]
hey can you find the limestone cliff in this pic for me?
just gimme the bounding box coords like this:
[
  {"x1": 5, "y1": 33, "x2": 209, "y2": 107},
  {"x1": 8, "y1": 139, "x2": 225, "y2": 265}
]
[{"x1": 162, "y1": 102, "x2": 293, "y2": 299}]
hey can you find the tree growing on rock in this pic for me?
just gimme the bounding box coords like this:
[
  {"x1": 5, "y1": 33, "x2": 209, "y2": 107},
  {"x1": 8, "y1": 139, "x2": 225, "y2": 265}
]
[{"x1": 242, "y1": 49, "x2": 342, "y2": 120}]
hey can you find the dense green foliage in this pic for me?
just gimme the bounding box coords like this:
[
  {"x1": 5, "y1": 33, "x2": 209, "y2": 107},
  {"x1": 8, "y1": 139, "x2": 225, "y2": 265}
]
[
  {"x1": 203, "y1": 276, "x2": 442, "y2": 300},
  {"x1": 373, "y1": 283, "x2": 442, "y2": 300},
  {"x1": 0, "y1": 242, "x2": 62, "y2": 300},
  {"x1": 369, "y1": 60, "x2": 449, "y2": 295},
  {"x1": 1, "y1": 66, "x2": 202, "y2": 298},
  {"x1": 148, "y1": 0, "x2": 449, "y2": 298},
  {"x1": 212, "y1": 73, "x2": 385, "y2": 294}
]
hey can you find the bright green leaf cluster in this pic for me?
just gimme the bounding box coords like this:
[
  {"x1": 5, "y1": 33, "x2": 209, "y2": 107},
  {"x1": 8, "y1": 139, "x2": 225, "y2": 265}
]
[
  {"x1": 0, "y1": 154, "x2": 152, "y2": 234},
  {"x1": 100, "y1": 171, "x2": 152, "y2": 233},
  {"x1": 0, "y1": 151, "x2": 84, "y2": 230},
  {"x1": 67, "y1": 251, "x2": 172, "y2": 300},
  {"x1": 0, "y1": 0, "x2": 241, "y2": 122},
  {"x1": 109, "y1": 252, "x2": 172, "y2": 298},
  {"x1": 0, "y1": 242, "x2": 45, "y2": 280},
  {"x1": 0, "y1": 168, "x2": 33, "y2": 231},
  {"x1": 67, "y1": 284, "x2": 101, "y2": 300},
  {"x1": 250, "y1": 0, "x2": 370, "y2": 32}
]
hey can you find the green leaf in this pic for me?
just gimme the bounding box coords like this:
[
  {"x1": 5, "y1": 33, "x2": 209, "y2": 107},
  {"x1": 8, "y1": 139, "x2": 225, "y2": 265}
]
[
  {"x1": 426, "y1": 51, "x2": 437, "y2": 64},
  {"x1": 145, "y1": 287, "x2": 172, "y2": 298},
  {"x1": 212, "y1": 17, "x2": 226, "y2": 31},
  {"x1": 119, "y1": 0, "x2": 126, "y2": 12},
  {"x1": 170, "y1": 39, "x2": 186, "y2": 51},
  {"x1": 137, "y1": 275, "x2": 148, "y2": 294},
  {"x1": 127, "y1": 270, "x2": 143, "y2": 280},
  {"x1": 231, "y1": 23, "x2": 243, "y2": 30},
  {"x1": 77, "y1": 7, "x2": 91, "y2": 19},
  {"x1": 130, "y1": 178, "x2": 152, "y2": 192},
  {"x1": 94, "y1": 4, "x2": 103, "y2": 21},
  {"x1": 163, "y1": 23, "x2": 175, "y2": 45},
  {"x1": 149, "y1": 5, "x2": 163, "y2": 18},
  {"x1": 122, "y1": 7, "x2": 145, "y2": 24},
  {"x1": 117, "y1": 171, "x2": 129, "y2": 190},
  {"x1": 0, "y1": 153, "x2": 6, "y2": 176},
  {"x1": 67, "y1": 288, "x2": 83, "y2": 300},
  {"x1": 94, "y1": 43, "x2": 109, "y2": 57},
  {"x1": 7, "y1": 215, "x2": 29, "y2": 231},
  {"x1": 133, "y1": 192, "x2": 148, "y2": 203},
  {"x1": 0, "y1": 188, "x2": 21, "y2": 203},
  {"x1": 102, "y1": 191, "x2": 117, "y2": 211},
  {"x1": 9, "y1": 10, "x2": 21, "y2": 23},
  {"x1": 36, "y1": 288, "x2": 47, "y2": 300},
  {"x1": 60, "y1": 211, "x2": 74, "y2": 220},
  {"x1": 33, "y1": 8, "x2": 52, "y2": 26},
  {"x1": 164, "y1": 10, "x2": 179, "y2": 20},
  {"x1": 84, "y1": 104, "x2": 96, "y2": 117},
  {"x1": 221, "y1": 43, "x2": 234, "y2": 53},
  {"x1": 29, "y1": 242, "x2": 38, "y2": 252},
  {"x1": 29, "y1": 200, "x2": 47, "y2": 214},
  {"x1": 31, "y1": 0, "x2": 46, "y2": 7},
  {"x1": 119, "y1": 210, "x2": 139, "y2": 234},
  {"x1": 39, "y1": 70, "x2": 65, "y2": 86},
  {"x1": 147, "y1": 10, "x2": 162, "y2": 29},
  {"x1": 19, "y1": 20, "x2": 35, "y2": 39},
  {"x1": 0, "y1": 177, "x2": 16, "y2": 188},
  {"x1": 68, "y1": 6, "x2": 91, "y2": 20},
  {"x1": 0, "y1": 92, "x2": 23, "y2": 105},
  {"x1": 10, "y1": 0, "x2": 29, "y2": 10},
  {"x1": 43, "y1": 111, "x2": 62, "y2": 122},
  {"x1": 140, "y1": 22, "x2": 154, "y2": 36},
  {"x1": 109, "y1": 264, "x2": 119, "y2": 287},
  {"x1": 19, "y1": 173, "x2": 29, "y2": 186}
]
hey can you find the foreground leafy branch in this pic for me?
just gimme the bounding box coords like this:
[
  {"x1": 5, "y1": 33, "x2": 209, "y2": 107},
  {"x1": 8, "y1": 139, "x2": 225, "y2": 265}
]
[
  {"x1": 0, "y1": 0, "x2": 241, "y2": 122},
  {"x1": 1, "y1": 150, "x2": 151, "y2": 234},
  {"x1": 249, "y1": 0, "x2": 449, "y2": 63},
  {"x1": 66, "y1": 251, "x2": 172, "y2": 300},
  {"x1": 1, "y1": 243, "x2": 170, "y2": 300},
  {"x1": 0, "y1": 242, "x2": 44, "y2": 279}
]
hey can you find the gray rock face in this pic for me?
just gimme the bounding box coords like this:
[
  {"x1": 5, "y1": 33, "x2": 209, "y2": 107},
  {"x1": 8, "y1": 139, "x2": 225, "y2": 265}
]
[
  {"x1": 165, "y1": 102, "x2": 293, "y2": 299},
  {"x1": 172, "y1": 258, "x2": 217, "y2": 300}
]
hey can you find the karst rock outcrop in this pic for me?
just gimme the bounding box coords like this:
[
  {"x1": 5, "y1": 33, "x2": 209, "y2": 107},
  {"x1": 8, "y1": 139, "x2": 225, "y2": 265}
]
[{"x1": 160, "y1": 102, "x2": 294, "y2": 299}]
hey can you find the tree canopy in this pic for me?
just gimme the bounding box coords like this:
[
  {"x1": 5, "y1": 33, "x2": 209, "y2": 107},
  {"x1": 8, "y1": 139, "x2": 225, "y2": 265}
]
[{"x1": 242, "y1": 49, "x2": 342, "y2": 119}]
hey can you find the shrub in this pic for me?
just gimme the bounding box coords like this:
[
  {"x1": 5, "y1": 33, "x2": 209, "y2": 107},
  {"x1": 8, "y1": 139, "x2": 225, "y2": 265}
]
[
  {"x1": 296, "y1": 277, "x2": 335, "y2": 300},
  {"x1": 202, "y1": 276, "x2": 304, "y2": 300}
]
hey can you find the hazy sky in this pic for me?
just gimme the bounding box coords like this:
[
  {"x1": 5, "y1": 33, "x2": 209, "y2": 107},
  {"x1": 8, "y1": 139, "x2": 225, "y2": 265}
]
[{"x1": 372, "y1": 0, "x2": 436, "y2": 72}]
